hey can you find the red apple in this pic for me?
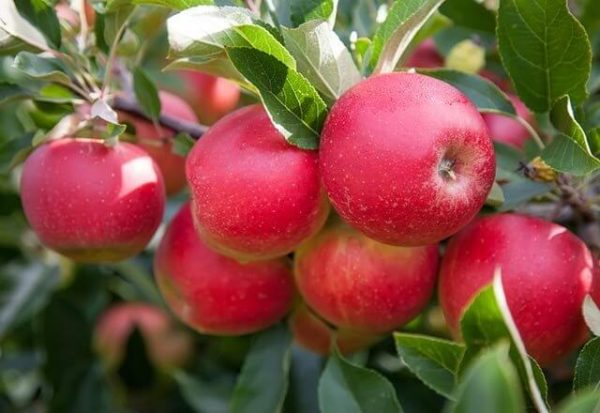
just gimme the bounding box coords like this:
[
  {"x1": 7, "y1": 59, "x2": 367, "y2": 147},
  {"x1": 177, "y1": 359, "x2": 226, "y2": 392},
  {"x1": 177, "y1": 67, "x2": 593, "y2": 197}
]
[
  {"x1": 290, "y1": 303, "x2": 382, "y2": 355},
  {"x1": 20, "y1": 138, "x2": 165, "y2": 262},
  {"x1": 405, "y1": 38, "x2": 443, "y2": 68},
  {"x1": 186, "y1": 104, "x2": 329, "y2": 261},
  {"x1": 591, "y1": 256, "x2": 600, "y2": 307},
  {"x1": 181, "y1": 71, "x2": 241, "y2": 125},
  {"x1": 320, "y1": 72, "x2": 495, "y2": 246},
  {"x1": 294, "y1": 221, "x2": 439, "y2": 334},
  {"x1": 154, "y1": 202, "x2": 295, "y2": 335},
  {"x1": 120, "y1": 91, "x2": 198, "y2": 195},
  {"x1": 482, "y1": 94, "x2": 533, "y2": 148},
  {"x1": 439, "y1": 213, "x2": 594, "y2": 366},
  {"x1": 94, "y1": 303, "x2": 193, "y2": 369}
]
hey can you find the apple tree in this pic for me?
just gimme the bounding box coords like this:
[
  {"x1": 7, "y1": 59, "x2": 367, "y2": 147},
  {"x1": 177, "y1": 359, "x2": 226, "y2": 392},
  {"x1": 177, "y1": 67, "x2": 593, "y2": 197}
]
[{"x1": 1, "y1": 0, "x2": 600, "y2": 412}]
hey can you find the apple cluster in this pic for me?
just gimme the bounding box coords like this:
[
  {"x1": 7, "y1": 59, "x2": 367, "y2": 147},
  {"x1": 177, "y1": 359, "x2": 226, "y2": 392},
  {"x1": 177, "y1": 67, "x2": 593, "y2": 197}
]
[{"x1": 19, "y1": 66, "x2": 597, "y2": 366}]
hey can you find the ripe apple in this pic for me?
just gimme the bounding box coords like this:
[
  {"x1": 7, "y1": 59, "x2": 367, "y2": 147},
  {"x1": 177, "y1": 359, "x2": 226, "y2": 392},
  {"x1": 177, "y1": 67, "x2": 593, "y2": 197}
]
[
  {"x1": 186, "y1": 104, "x2": 329, "y2": 261},
  {"x1": 289, "y1": 303, "x2": 382, "y2": 355},
  {"x1": 320, "y1": 72, "x2": 495, "y2": 246},
  {"x1": 482, "y1": 94, "x2": 533, "y2": 148},
  {"x1": 591, "y1": 256, "x2": 600, "y2": 307},
  {"x1": 154, "y1": 202, "x2": 295, "y2": 335},
  {"x1": 180, "y1": 71, "x2": 241, "y2": 125},
  {"x1": 120, "y1": 91, "x2": 197, "y2": 195},
  {"x1": 94, "y1": 303, "x2": 193, "y2": 369},
  {"x1": 20, "y1": 138, "x2": 165, "y2": 262},
  {"x1": 405, "y1": 38, "x2": 443, "y2": 68},
  {"x1": 439, "y1": 213, "x2": 594, "y2": 366},
  {"x1": 294, "y1": 220, "x2": 439, "y2": 334}
]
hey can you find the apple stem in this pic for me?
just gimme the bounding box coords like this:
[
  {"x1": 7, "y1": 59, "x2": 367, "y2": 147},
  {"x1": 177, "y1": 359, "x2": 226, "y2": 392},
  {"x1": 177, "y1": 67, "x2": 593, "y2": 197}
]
[{"x1": 439, "y1": 158, "x2": 457, "y2": 181}]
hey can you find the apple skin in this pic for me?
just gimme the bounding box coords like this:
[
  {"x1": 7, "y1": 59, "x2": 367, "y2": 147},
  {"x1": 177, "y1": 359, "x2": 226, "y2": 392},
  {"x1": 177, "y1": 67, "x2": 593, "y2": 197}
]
[
  {"x1": 181, "y1": 71, "x2": 241, "y2": 125},
  {"x1": 94, "y1": 303, "x2": 193, "y2": 369},
  {"x1": 439, "y1": 213, "x2": 594, "y2": 366},
  {"x1": 591, "y1": 256, "x2": 600, "y2": 307},
  {"x1": 20, "y1": 138, "x2": 165, "y2": 262},
  {"x1": 405, "y1": 39, "x2": 443, "y2": 68},
  {"x1": 290, "y1": 303, "x2": 382, "y2": 355},
  {"x1": 294, "y1": 221, "x2": 439, "y2": 334},
  {"x1": 482, "y1": 94, "x2": 533, "y2": 148},
  {"x1": 120, "y1": 91, "x2": 198, "y2": 195},
  {"x1": 154, "y1": 202, "x2": 296, "y2": 335},
  {"x1": 320, "y1": 72, "x2": 495, "y2": 246},
  {"x1": 186, "y1": 104, "x2": 329, "y2": 261}
]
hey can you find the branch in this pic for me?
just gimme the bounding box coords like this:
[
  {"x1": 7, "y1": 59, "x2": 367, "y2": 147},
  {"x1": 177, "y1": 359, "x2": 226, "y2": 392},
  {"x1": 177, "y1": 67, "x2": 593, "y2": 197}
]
[{"x1": 112, "y1": 96, "x2": 207, "y2": 139}]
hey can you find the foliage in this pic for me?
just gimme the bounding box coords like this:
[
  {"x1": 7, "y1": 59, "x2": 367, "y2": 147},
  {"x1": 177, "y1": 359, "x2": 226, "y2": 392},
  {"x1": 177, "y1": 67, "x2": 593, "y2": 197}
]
[{"x1": 1, "y1": 0, "x2": 600, "y2": 412}]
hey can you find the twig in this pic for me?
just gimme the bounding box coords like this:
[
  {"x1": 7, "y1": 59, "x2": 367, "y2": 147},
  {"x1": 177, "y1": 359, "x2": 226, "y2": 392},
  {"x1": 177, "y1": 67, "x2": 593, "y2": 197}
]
[
  {"x1": 555, "y1": 175, "x2": 596, "y2": 223},
  {"x1": 112, "y1": 96, "x2": 207, "y2": 138}
]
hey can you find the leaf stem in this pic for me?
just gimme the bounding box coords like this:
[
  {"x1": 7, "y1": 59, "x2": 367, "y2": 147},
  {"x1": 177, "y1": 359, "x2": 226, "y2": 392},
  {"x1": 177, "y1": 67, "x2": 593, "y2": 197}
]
[
  {"x1": 101, "y1": 15, "x2": 132, "y2": 96},
  {"x1": 514, "y1": 115, "x2": 545, "y2": 150}
]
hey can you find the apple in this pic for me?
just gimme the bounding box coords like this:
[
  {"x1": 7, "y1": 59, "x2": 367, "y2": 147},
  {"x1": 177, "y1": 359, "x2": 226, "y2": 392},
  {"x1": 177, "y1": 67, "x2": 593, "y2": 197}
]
[
  {"x1": 180, "y1": 71, "x2": 241, "y2": 125},
  {"x1": 289, "y1": 303, "x2": 382, "y2": 355},
  {"x1": 405, "y1": 38, "x2": 443, "y2": 68},
  {"x1": 294, "y1": 220, "x2": 439, "y2": 334},
  {"x1": 120, "y1": 91, "x2": 198, "y2": 195},
  {"x1": 154, "y1": 202, "x2": 295, "y2": 335},
  {"x1": 482, "y1": 94, "x2": 533, "y2": 148},
  {"x1": 186, "y1": 104, "x2": 329, "y2": 261},
  {"x1": 94, "y1": 303, "x2": 193, "y2": 369},
  {"x1": 591, "y1": 256, "x2": 600, "y2": 307},
  {"x1": 20, "y1": 138, "x2": 165, "y2": 262},
  {"x1": 320, "y1": 72, "x2": 495, "y2": 246},
  {"x1": 439, "y1": 213, "x2": 594, "y2": 366}
]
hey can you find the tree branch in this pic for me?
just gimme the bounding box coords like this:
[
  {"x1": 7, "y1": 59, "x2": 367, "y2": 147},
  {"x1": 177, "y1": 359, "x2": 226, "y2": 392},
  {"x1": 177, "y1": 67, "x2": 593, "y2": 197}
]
[{"x1": 112, "y1": 95, "x2": 207, "y2": 139}]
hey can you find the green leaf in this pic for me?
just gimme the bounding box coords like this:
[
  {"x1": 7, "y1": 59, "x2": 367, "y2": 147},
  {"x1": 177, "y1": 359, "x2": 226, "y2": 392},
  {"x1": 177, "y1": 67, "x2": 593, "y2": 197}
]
[
  {"x1": 290, "y1": 0, "x2": 338, "y2": 28},
  {"x1": 541, "y1": 133, "x2": 600, "y2": 176},
  {"x1": 438, "y1": 0, "x2": 495, "y2": 34},
  {"x1": 448, "y1": 344, "x2": 526, "y2": 413},
  {"x1": 499, "y1": 180, "x2": 552, "y2": 211},
  {"x1": 550, "y1": 95, "x2": 592, "y2": 152},
  {"x1": 580, "y1": 0, "x2": 600, "y2": 36},
  {"x1": 13, "y1": 51, "x2": 72, "y2": 85},
  {"x1": 0, "y1": 82, "x2": 31, "y2": 105},
  {"x1": 231, "y1": 324, "x2": 292, "y2": 413},
  {"x1": 103, "y1": 4, "x2": 135, "y2": 48},
  {"x1": 497, "y1": 0, "x2": 592, "y2": 112},
  {"x1": 174, "y1": 371, "x2": 231, "y2": 413},
  {"x1": 368, "y1": 0, "x2": 445, "y2": 74},
  {"x1": 418, "y1": 69, "x2": 516, "y2": 115},
  {"x1": 319, "y1": 349, "x2": 403, "y2": 413},
  {"x1": 15, "y1": 0, "x2": 61, "y2": 49},
  {"x1": 167, "y1": 6, "x2": 295, "y2": 69},
  {"x1": 485, "y1": 182, "x2": 505, "y2": 207},
  {"x1": 132, "y1": 0, "x2": 214, "y2": 9},
  {"x1": 0, "y1": 262, "x2": 59, "y2": 338},
  {"x1": 172, "y1": 132, "x2": 195, "y2": 156},
  {"x1": 51, "y1": 363, "x2": 114, "y2": 413},
  {"x1": 459, "y1": 274, "x2": 549, "y2": 411},
  {"x1": 556, "y1": 389, "x2": 600, "y2": 413},
  {"x1": 227, "y1": 47, "x2": 328, "y2": 149},
  {"x1": 583, "y1": 295, "x2": 600, "y2": 336},
  {"x1": 0, "y1": 1, "x2": 48, "y2": 51},
  {"x1": 282, "y1": 20, "x2": 361, "y2": 105},
  {"x1": 133, "y1": 68, "x2": 161, "y2": 121},
  {"x1": 394, "y1": 333, "x2": 465, "y2": 399},
  {"x1": 574, "y1": 337, "x2": 600, "y2": 391}
]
